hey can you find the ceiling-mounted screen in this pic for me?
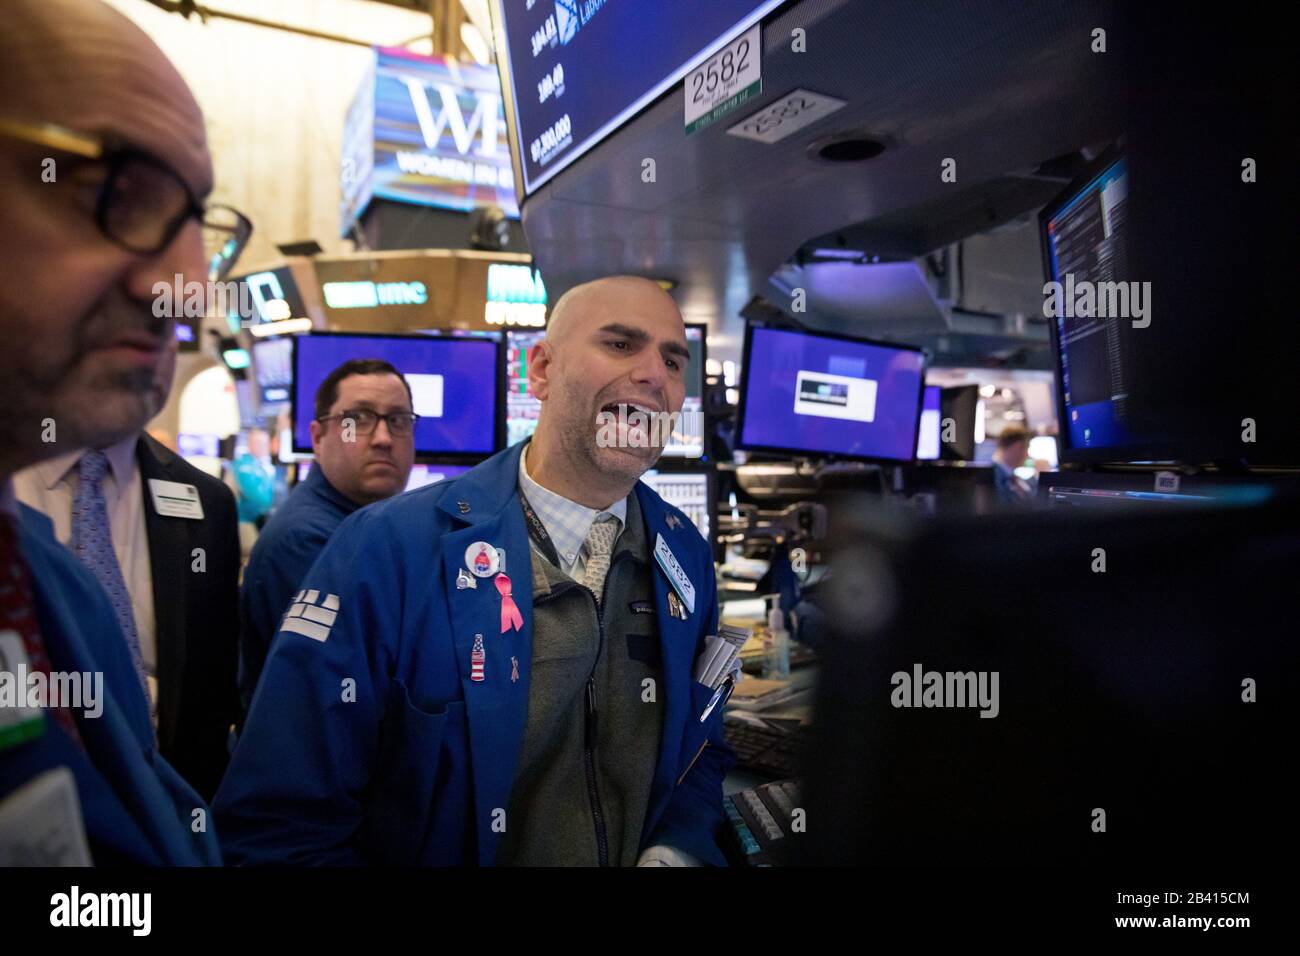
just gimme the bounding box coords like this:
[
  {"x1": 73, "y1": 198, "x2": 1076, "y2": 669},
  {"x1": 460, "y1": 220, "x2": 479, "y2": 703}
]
[{"x1": 493, "y1": 0, "x2": 785, "y2": 195}]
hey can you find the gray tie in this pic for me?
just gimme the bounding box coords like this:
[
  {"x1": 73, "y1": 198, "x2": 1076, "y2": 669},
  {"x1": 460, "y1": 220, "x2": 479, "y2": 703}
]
[{"x1": 581, "y1": 515, "x2": 620, "y2": 602}]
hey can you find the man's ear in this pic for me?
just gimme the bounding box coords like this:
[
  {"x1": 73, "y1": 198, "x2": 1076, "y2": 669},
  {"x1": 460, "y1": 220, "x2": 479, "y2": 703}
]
[
  {"x1": 529, "y1": 340, "x2": 553, "y2": 402},
  {"x1": 309, "y1": 419, "x2": 323, "y2": 457}
]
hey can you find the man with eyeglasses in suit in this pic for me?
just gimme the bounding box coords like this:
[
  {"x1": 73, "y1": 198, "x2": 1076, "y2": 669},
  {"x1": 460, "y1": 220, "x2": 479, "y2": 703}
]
[
  {"x1": 0, "y1": 0, "x2": 251, "y2": 865},
  {"x1": 237, "y1": 359, "x2": 416, "y2": 718}
]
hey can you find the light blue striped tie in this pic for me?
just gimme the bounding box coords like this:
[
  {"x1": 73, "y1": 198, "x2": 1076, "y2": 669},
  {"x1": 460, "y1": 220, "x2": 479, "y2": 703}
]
[{"x1": 71, "y1": 450, "x2": 149, "y2": 698}]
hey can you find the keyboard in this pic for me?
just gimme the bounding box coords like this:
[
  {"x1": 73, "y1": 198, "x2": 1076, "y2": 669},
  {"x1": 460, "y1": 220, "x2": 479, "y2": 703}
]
[
  {"x1": 725, "y1": 778, "x2": 803, "y2": 866},
  {"x1": 724, "y1": 718, "x2": 805, "y2": 777}
]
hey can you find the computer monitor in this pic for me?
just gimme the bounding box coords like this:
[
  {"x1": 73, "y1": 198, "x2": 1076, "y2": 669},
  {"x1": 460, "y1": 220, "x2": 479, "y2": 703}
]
[
  {"x1": 915, "y1": 386, "x2": 942, "y2": 461},
  {"x1": 505, "y1": 328, "x2": 544, "y2": 447},
  {"x1": 662, "y1": 323, "x2": 707, "y2": 460},
  {"x1": 251, "y1": 337, "x2": 294, "y2": 414},
  {"x1": 505, "y1": 323, "x2": 708, "y2": 460},
  {"x1": 295, "y1": 460, "x2": 472, "y2": 493},
  {"x1": 939, "y1": 385, "x2": 979, "y2": 461},
  {"x1": 801, "y1": 492, "x2": 1298, "y2": 867},
  {"x1": 639, "y1": 468, "x2": 711, "y2": 546},
  {"x1": 737, "y1": 324, "x2": 925, "y2": 463},
  {"x1": 291, "y1": 332, "x2": 502, "y2": 460},
  {"x1": 1040, "y1": 151, "x2": 1176, "y2": 463}
]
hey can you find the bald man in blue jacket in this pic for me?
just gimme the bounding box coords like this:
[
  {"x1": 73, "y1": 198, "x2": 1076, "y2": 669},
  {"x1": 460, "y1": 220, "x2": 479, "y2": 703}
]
[{"x1": 217, "y1": 277, "x2": 734, "y2": 866}]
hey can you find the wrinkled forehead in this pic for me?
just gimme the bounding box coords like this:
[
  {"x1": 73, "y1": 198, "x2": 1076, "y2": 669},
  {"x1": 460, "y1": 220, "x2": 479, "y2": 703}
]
[{"x1": 0, "y1": 0, "x2": 212, "y2": 197}]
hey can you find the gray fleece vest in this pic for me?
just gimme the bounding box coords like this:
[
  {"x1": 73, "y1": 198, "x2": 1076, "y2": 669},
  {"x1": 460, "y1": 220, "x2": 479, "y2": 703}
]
[{"x1": 496, "y1": 491, "x2": 664, "y2": 866}]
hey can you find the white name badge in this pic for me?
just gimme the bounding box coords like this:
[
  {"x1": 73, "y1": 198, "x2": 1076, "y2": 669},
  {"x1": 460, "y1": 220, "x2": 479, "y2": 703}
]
[
  {"x1": 653, "y1": 533, "x2": 696, "y2": 615},
  {"x1": 148, "y1": 479, "x2": 204, "y2": 520},
  {"x1": 0, "y1": 631, "x2": 43, "y2": 747},
  {"x1": 0, "y1": 767, "x2": 94, "y2": 866}
]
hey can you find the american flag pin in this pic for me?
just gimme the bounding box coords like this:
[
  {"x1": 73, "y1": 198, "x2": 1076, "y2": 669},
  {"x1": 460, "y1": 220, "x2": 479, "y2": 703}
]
[{"x1": 471, "y1": 633, "x2": 486, "y2": 682}]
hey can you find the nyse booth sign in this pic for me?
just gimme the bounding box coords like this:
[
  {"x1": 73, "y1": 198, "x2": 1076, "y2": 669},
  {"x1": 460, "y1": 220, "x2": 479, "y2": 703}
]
[{"x1": 340, "y1": 47, "x2": 518, "y2": 234}]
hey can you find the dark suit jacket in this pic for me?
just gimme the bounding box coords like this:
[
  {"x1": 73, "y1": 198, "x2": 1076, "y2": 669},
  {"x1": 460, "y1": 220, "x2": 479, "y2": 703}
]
[{"x1": 136, "y1": 434, "x2": 240, "y2": 800}]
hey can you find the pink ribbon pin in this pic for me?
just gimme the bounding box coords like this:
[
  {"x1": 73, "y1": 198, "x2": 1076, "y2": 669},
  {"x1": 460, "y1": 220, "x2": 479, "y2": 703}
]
[{"x1": 496, "y1": 573, "x2": 523, "y2": 633}]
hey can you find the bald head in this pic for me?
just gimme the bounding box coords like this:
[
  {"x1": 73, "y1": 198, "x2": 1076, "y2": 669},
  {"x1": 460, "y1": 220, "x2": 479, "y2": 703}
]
[
  {"x1": 0, "y1": 0, "x2": 211, "y2": 196},
  {"x1": 0, "y1": 0, "x2": 213, "y2": 477},
  {"x1": 545, "y1": 276, "x2": 683, "y2": 348}
]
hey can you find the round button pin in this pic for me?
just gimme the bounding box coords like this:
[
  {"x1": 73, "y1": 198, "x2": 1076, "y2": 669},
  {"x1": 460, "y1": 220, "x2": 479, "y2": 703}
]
[{"x1": 465, "y1": 541, "x2": 500, "y2": 577}]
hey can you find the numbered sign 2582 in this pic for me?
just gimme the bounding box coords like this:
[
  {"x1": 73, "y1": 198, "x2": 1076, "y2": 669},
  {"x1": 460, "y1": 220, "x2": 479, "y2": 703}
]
[{"x1": 685, "y1": 24, "x2": 762, "y2": 134}]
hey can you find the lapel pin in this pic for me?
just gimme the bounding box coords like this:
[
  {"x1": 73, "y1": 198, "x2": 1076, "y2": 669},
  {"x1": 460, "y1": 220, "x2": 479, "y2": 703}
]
[
  {"x1": 668, "y1": 590, "x2": 685, "y2": 620},
  {"x1": 496, "y1": 573, "x2": 524, "y2": 633},
  {"x1": 666, "y1": 514, "x2": 680, "y2": 530},
  {"x1": 511, "y1": 656, "x2": 520, "y2": 683},
  {"x1": 465, "y1": 541, "x2": 500, "y2": 578},
  {"x1": 456, "y1": 568, "x2": 477, "y2": 590},
  {"x1": 471, "y1": 634, "x2": 486, "y2": 682}
]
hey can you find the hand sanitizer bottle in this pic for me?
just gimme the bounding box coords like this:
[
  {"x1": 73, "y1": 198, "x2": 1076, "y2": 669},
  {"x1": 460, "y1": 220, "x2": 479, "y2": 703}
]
[{"x1": 766, "y1": 607, "x2": 790, "y2": 681}]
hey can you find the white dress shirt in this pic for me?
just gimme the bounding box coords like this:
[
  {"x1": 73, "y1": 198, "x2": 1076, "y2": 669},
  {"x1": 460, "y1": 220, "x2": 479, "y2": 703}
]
[
  {"x1": 13, "y1": 436, "x2": 157, "y2": 692},
  {"x1": 518, "y1": 442, "x2": 627, "y2": 578}
]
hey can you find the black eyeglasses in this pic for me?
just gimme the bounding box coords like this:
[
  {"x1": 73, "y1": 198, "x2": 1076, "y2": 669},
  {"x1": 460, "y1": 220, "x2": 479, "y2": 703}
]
[
  {"x1": 0, "y1": 118, "x2": 252, "y2": 280},
  {"x1": 317, "y1": 409, "x2": 420, "y2": 437}
]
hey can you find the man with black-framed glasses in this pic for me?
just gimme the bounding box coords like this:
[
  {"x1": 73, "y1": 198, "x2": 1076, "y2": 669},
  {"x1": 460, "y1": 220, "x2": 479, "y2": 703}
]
[
  {"x1": 237, "y1": 359, "x2": 416, "y2": 717},
  {"x1": 0, "y1": 0, "x2": 234, "y2": 865}
]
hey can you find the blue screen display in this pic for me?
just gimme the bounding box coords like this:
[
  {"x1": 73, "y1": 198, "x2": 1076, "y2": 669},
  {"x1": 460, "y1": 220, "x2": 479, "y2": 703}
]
[
  {"x1": 1042, "y1": 156, "x2": 1152, "y2": 456},
  {"x1": 739, "y1": 326, "x2": 926, "y2": 462},
  {"x1": 293, "y1": 334, "x2": 499, "y2": 457},
  {"x1": 498, "y1": 0, "x2": 784, "y2": 194}
]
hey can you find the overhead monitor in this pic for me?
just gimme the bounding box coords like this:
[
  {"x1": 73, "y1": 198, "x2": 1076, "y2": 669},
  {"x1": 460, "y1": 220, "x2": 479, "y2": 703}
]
[
  {"x1": 737, "y1": 324, "x2": 926, "y2": 463},
  {"x1": 492, "y1": 0, "x2": 785, "y2": 195},
  {"x1": 291, "y1": 332, "x2": 502, "y2": 461}
]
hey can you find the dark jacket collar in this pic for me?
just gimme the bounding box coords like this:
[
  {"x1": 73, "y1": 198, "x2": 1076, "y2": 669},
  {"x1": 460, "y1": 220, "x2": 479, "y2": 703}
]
[{"x1": 303, "y1": 462, "x2": 362, "y2": 516}]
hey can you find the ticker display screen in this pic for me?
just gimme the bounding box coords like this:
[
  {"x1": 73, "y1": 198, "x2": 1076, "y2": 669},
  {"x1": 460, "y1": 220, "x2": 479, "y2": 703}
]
[{"x1": 497, "y1": 0, "x2": 784, "y2": 194}]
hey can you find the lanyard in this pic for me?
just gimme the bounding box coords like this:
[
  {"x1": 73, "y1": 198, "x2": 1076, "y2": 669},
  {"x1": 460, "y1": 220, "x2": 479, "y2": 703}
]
[{"x1": 517, "y1": 490, "x2": 561, "y2": 568}]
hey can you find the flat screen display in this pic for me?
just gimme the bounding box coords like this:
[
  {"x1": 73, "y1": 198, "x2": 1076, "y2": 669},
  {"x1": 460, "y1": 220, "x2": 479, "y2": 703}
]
[
  {"x1": 292, "y1": 333, "x2": 501, "y2": 459},
  {"x1": 495, "y1": 0, "x2": 784, "y2": 194},
  {"x1": 738, "y1": 325, "x2": 925, "y2": 463}
]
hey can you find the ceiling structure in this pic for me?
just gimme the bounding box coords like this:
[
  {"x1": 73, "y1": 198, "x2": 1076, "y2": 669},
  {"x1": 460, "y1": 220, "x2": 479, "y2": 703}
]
[{"x1": 511, "y1": 0, "x2": 1120, "y2": 364}]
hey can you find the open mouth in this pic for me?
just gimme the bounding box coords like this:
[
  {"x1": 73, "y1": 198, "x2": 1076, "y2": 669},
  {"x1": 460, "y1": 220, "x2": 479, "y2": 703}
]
[
  {"x1": 600, "y1": 400, "x2": 661, "y2": 416},
  {"x1": 597, "y1": 401, "x2": 667, "y2": 450}
]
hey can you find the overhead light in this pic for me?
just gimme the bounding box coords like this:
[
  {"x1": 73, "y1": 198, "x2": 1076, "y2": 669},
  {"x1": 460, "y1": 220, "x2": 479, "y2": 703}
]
[{"x1": 460, "y1": 22, "x2": 491, "y2": 64}]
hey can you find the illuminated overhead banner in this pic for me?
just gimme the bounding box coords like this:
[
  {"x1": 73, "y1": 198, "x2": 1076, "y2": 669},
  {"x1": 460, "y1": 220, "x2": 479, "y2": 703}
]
[
  {"x1": 312, "y1": 252, "x2": 540, "y2": 332},
  {"x1": 340, "y1": 47, "x2": 518, "y2": 235}
]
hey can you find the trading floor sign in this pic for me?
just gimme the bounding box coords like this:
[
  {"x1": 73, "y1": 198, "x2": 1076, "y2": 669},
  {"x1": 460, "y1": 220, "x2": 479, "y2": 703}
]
[{"x1": 340, "y1": 47, "x2": 519, "y2": 235}]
